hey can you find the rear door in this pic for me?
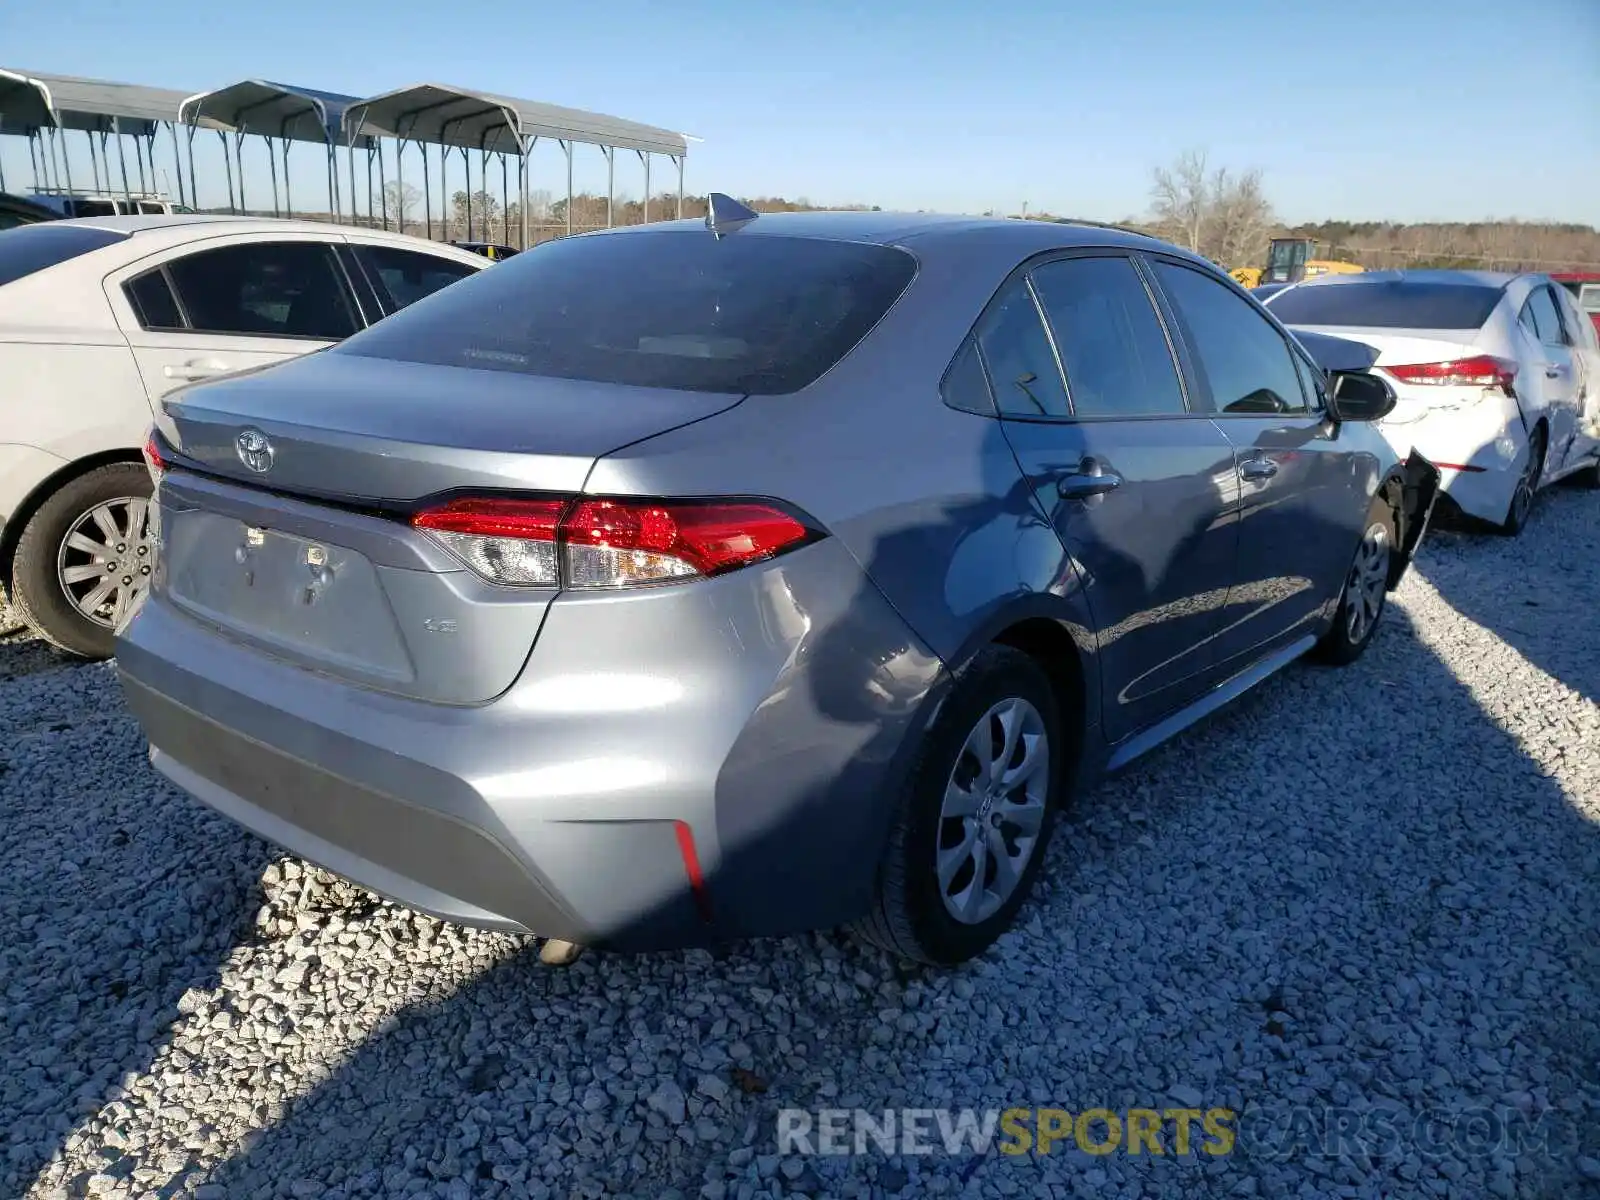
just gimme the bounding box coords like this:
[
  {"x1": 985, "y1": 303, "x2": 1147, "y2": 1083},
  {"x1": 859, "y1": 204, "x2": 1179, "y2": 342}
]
[
  {"x1": 986, "y1": 251, "x2": 1239, "y2": 744},
  {"x1": 1552, "y1": 282, "x2": 1600, "y2": 448},
  {"x1": 1517, "y1": 281, "x2": 1581, "y2": 471},
  {"x1": 1150, "y1": 257, "x2": 1369, "y2": 665},
  {"x1": 104, "y1": 235, "x2": 361, "y2": 404}
]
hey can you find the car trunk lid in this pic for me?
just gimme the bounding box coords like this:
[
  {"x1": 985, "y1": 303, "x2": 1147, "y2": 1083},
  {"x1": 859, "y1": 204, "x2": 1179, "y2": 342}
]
[
  {"x1": 1286, "y1": 325, "x2": 1497, "y2": 424},
  {"x1": 148, "y1": 351, "x2": 745, "y2": 704}
]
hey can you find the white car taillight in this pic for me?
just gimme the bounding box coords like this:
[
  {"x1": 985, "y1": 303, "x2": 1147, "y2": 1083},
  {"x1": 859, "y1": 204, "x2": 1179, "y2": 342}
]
[
  {"x1": 411, "y1": 495, "x2": 819, "y2": 589},
  {"x1": 1385, "y1": 355, "x2": 1518, "y2": 393}
]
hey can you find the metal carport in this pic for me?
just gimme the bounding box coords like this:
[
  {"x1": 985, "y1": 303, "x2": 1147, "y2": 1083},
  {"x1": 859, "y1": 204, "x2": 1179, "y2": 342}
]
[
  {"x1": 0, "y1": 67, "x2": 217, "y2": 207},
  {"x1": 342, "y1": 83, "x2": 690, "y2": 247},
  {"x1": 178, "y1": 81, "x2": 375, "y2": 221}
]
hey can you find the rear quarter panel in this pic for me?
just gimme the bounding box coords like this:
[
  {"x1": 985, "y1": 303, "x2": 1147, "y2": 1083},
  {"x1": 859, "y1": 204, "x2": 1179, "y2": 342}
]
[
  {"x1": 0, "y1": 338, "x2": 150, "y2": 462},
  {"x1": 581, "y1": 231, "x2": 1102, "y2": 715}
]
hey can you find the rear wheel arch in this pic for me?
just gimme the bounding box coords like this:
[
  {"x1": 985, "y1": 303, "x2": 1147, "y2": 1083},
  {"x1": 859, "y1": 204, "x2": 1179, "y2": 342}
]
[
  {"x1": 991, "y1": 617, "x2": 1089, "y2": 795},
  {"x1": 0, "y1": 447, "x2": 144, "y2": 601}
]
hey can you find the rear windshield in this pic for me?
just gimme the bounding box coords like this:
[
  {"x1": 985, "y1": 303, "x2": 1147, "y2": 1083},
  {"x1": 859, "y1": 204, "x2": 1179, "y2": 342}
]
[
  {"x1": 1266, "y1": 280, "x2": 1504, "y2": 330},
  {"x1": 0, "y1": 224, "x2": 128, "y2": 288},
  {"x1": 336, "y1": 230, "x2": 918, "y2": 395}
]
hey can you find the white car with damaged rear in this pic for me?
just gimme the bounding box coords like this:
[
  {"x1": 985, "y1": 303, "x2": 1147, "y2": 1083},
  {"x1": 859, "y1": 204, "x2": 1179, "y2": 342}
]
[
  {"x1": 1266, "y1": 270, "x2": 1600, "y2": 534},
  {"x1": 0, "y1": 216, "x2": 486, "y2": 656}
]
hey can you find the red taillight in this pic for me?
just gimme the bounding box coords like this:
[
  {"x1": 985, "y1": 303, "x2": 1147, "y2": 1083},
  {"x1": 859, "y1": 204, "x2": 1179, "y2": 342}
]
[
  {"x1": 410, "y1": 495, "x2": 817, "y2": 589},
  {"x1": 142, "y1": 430, "x2": 166, "y2": 474},
  {"x1": 1385, "y1": 355, "x2": 1518, "y2": 392}
]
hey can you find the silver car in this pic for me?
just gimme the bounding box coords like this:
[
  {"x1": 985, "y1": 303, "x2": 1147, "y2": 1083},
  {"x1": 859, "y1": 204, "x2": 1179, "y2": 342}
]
[{"x1": 117, "y1": 203, "x2": 1437, "y2": 965}]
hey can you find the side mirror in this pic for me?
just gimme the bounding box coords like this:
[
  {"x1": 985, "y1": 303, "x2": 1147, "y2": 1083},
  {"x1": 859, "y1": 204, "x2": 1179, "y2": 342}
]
[{"x1": 1326, "y1": 370, "x2": 1397, "y2": 422}]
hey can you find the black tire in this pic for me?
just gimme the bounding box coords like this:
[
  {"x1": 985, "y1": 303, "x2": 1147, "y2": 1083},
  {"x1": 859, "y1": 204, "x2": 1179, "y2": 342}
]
[
  {"x1": 8, "y1": 462, "x2": 154, "y2": 659},
  {"x1": 1313, "y1": 499, "x2": 1397, "y2": 667},
  {"x1": 1498, "y1": 425, "x2": 1546, "y2": 536},
  {"x1": 854, "y1": 645, "x2": 1066, "y2": 966},
  {"x1": 1570, "y1": 455, "x2": 1600, "y2": 490}
]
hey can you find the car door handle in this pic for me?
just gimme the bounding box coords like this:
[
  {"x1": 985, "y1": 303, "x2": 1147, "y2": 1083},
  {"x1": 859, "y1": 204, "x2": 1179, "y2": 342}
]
[
  {"x1": 1057, "y1": 458, "x2": 1123, "y2": 499},
  {"x1": 1239, "y1": 456, "x2": 1279, "y2": 481},
  {"x1": 163, "y1": 360, "x2": 229, "y2": 381},
  {"x1": 1544, "y1": 363, "x2": 1564, "y2": 378}
]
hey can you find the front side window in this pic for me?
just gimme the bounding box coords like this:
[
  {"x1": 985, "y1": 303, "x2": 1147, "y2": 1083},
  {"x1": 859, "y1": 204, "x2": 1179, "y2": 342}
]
[
  {"x1": 338, "y1": 231, "x2": 917, "y2": 396},
  {"x1": 1155, "y1": 261, "x2": 1308, "y2": 415},
  {"x1": 976, "y1": 281, "x2": 1069, "y2": 418},
  {"x1": 356, "y1": 245, "x2": 480, "y2": 312},
  {"x1": 164, "y1": 241, "x2": 358, "y2": 340},
  {"x1": 1030, "y1": 256, "x2": 1186, "y2": 418}
]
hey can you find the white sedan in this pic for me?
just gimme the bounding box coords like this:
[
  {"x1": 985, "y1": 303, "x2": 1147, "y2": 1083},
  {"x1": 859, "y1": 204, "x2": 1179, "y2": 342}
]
[
  {"x1": 0, "y1": 216, "x2": 487, "y2": 656},
  {"x1": 1266, "y1": 270, "x2": 1600, "y2": 534}
]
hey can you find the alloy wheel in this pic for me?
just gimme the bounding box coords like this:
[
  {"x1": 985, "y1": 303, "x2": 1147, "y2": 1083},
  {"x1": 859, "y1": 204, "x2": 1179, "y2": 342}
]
[
  {"x1": 55, "y1": 496, "x2": 153, "y2": 630},
  {"x1": 1343, "y1": 522, "x2": 1391, "y2": 645},
  {"x1": 936, "y1": 697, "x2": 1050, "y2": 925}
]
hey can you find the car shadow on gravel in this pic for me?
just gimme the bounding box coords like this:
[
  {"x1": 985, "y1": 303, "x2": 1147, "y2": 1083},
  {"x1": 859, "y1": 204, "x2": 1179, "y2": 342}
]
[
  {"x1": 194, "y1": 541, "x2": 1600, "y2": 1197},
  {"x1": 1, "y1": 667, "x2": 275, "y2": 1198},
  {"x1": 1417, "y1": 485, "x2": 1600, "y2": 707}
]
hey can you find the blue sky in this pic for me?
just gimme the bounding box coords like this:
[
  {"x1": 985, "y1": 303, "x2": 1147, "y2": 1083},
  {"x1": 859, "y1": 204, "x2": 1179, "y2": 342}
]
[{"x1": 3, "y1": 0, "x2": 1598, "y2": 224}]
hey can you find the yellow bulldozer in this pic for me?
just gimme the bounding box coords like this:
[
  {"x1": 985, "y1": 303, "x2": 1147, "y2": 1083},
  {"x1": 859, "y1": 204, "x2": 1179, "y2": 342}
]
[{"x1": 1230, "y1": 237, "x2": 1365, "y2": 289}]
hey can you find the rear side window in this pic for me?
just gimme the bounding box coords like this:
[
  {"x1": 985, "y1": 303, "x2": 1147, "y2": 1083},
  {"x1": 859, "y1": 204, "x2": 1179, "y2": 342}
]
[
  {"x1": 1266, "y1": 280, "x2": 1503, "y2": 330},
  {"x1": 977, "y1": 281, "x2": 1069, "y2": 418},
  {"x1": 336, "y1": 231, "x2": 918, "y2": 395},
  {"x1": 1030, "y1": 256, "x2": 1186, "y2": 417},
  {"x1": 1155, "y1": 261, "x2": 1307, "y2": 415},
  {"x1": 1522, "y1": 286, "x2": 1568, "y2": 347},
  {"x1": 0, "y1": 224, "x2": 128, "y2": 287},
  {"x1": 355, "y1": 245, "x2": 480, "y2": 313},
  {"x1": 164, "y1": 241, "x2": 359, "y2": 340},
  {"x1": 125, "y1": 269, "x2": 183, "y2": 330}
]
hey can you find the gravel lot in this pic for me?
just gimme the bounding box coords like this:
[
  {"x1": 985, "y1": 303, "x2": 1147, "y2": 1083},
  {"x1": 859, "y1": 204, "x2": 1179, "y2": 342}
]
[{"x1": 4, "y1": 487, "x2": 1598, "y2": 1200}]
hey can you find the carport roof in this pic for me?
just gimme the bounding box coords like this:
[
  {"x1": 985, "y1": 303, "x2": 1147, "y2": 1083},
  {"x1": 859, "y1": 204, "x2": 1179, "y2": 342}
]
[
  {"x1": 0, "y1": 67, "x2": 221, "y2": 136},
  {"x1": 342, "y1": 83, "x2": 688, "y2": 158},
  {"x1": 179, "y1": 80, "x2": 374, "y2": 149}
]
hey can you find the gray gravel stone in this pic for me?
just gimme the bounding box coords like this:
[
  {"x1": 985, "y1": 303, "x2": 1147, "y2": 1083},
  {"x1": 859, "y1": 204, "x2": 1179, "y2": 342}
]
[{"x1": 4, "y1": 495, "x2": 1600, "y2": 1199}]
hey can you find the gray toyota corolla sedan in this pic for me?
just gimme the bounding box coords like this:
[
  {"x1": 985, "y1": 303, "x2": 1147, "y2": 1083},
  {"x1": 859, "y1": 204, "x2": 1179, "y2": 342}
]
[{"x1": 116, "y1": 200, "x2": 1438, "y2": 965}]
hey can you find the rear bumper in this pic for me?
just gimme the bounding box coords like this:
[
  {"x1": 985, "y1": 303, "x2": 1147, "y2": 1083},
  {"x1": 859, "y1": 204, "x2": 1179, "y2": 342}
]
[
  {"x1": 116, "y1": 537, "x2": 943, "y2": 950},
  {"x1": 1375, "y1": 398, "x2": 1524, "y2": 525}
]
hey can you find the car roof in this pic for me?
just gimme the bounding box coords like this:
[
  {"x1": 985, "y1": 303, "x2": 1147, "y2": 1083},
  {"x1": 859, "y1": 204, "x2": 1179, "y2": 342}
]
[
  {"x1": 600, "y1": 209, "x2": 1177, "y2": 256},
  {"x1": 45, "y1": 214, "x2": 358, "y2": 236},
  {"x1": 14, "y1": 214, "x2": 490, "y2": 266}
]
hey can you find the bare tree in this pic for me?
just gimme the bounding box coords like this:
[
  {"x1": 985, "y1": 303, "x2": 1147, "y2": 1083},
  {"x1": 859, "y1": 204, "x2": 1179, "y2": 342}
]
[
  {"x1": 1210, "y1": 167, "x2": 1275, "y2": 270},
  {"x1": 382, "y1": 180, "x2": 421, "y2": 232},
  {"x1": 1150, "y1": 149, "x2": 1210, "y2": 253}
]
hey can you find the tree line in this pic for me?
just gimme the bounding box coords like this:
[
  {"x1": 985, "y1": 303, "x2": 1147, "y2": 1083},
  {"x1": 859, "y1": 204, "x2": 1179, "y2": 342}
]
[{"x1": 310, "y1": 163, "x2": 1600, "y2": 273}]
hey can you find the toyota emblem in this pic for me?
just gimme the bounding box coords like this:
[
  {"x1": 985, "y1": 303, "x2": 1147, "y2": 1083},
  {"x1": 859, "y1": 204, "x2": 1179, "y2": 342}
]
[{"x1": 236, "y1": 427, "x2": 274, "y2": 474}]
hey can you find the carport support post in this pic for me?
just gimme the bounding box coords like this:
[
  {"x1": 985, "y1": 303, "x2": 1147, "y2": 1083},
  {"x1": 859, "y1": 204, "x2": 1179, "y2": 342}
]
[
  {"x1": 420, "y1": 142, "x2": 433, "y2": 240},
  {"x1": 676, "y1": 155, "x2": 684, "y2": 219},
  {"x1": 186, "y1": 127, "x2": 200, "y2": 212},
  {"x1": 500, "y1": 151, "x2": 509, "y2": 246},
  {"x1": 438, "y1": 143, "x2": 448, "y2": 241},
  {"x1": 266, "y1": 134, "x2": 281, "y2": 217},
  {"x1": 463, "y1": 146, "x2": 473, "y2": 243},
  {"x1": 115, "y1": 124, "x2": 134, "y2": 206},
  {"x1": 234, "y1": 132, "x2": 249, "y2": 216},
  {"x1": 562, "y1": 140, "x2": 572, "y2": 235},
  {"x1": 605, "y1": 146, "x2": 614, "y2": 228},
  {"x1": 518, "y1": 137, "x2": 530, "y2": 250},
  {"x1": 640, "y1": 151, "x2": 651, "y2": 224},
  {"x1": 378, "y1": 141, "x2": 389, "y2": 231},
  {"x1": 54, "y1": 127, "x2": 75, "y2": 200},
  {"x1": 165, "y1": 124, "x2": 187, "y2": 210},
  {"x1": 282, "y1": 139, "x2": 294, "y2": 219},
  {"x1": 216, "y1": 131, "x2": 235, "y2": 213}
]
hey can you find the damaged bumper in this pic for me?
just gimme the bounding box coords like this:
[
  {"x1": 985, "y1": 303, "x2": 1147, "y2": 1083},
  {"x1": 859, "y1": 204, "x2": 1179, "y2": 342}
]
[{"x1": 1390, "y1": 450, "x2": 1441, "y2": 588}]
